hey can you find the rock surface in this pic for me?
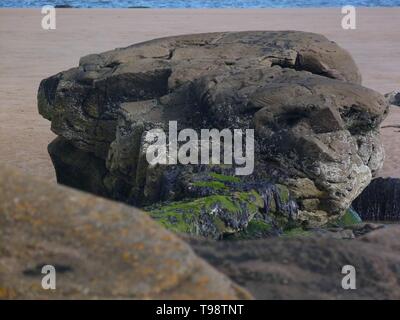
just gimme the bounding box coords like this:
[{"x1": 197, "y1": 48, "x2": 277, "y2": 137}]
[
  {"x1": 3, "y1": 164, "x2": 399, "y2": 300},
  {"x1": 38, "y1": 31, "x2": 389, "y2": 234},
  {"x1": 187, "y1": 226, "x2": 400, "y2": 299},
  {"x1": 352, "y1": 177, "x2": 400, "y2": 221},
  {"x1": 385, "y1": 91, "x2": 400, "y2": 106},
  {"x1": 0, "y1": 165, "x2": 251, "y2": 299}
]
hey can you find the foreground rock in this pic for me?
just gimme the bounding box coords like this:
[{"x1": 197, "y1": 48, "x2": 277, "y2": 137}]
[
  {"x1": 38, "y1": 31, "x2": 389, "y2": 236},
  {"x1": 0, "y1": 165, "x2": 251, "y2": 299},
  {"x1": 187, "y1": 226, "x2": 400, "y2": 299},
  {"x1": 352, "y1": 177, "x2": 400, "y2": 221}
]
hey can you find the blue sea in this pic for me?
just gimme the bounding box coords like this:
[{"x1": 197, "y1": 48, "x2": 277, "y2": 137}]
[{"x1": 1, "y1": 0, "x2": 400, "y2": 8}]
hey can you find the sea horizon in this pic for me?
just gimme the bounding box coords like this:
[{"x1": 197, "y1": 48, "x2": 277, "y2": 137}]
[{"x1": 2, "y1": 0, "x2": 400, "y2": 8}]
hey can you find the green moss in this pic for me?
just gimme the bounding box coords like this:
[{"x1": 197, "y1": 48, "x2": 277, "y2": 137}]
[
  {"x1": 145, "y1": 176, "x2": 302, "y2": 239},
  {"x1": 240, "y1": 219, "x2": 273, "y2": 235},
  {"x1": 335, "y1": 207, "x2": 362, "y2": 227},
  {"x1": 150, "y1": 209, "x2": 197, "y2": 234},
  {"x1": 147, "y1": 192, "x2": 264, "y2": 238},
  {"x1": 148, "y1": 199, "x2": 201, "y2": 234},
  {"x1": 276, "y1": 184, "x2": 290, "y2": 203},
  {"x1": 235, "y1": 190, "x2": 264, "y2": 211},
  {"x1": 192, "y1": 180, "x2": 227, "y2": 190},
  {"x1": 228, "y1": 219, "x2": 274, "y2": 240},
  {"x1": 203, "y1": 195, "x2": 238, "y2": 212},
  {"x1": 248, "y1": 220, "x2": 273, "y2": 232},
  {"x1": 209, "y1": 172, "x2": 241, "y2": 183}
]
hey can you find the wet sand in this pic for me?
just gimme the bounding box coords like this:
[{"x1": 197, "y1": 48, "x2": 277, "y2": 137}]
[{"x1": 0, "y1": 8, "x2": 399, "y2": 181}]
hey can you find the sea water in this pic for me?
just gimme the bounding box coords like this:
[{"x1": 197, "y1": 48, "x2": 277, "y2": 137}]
[{"x1": 1, "y1": 0, "x2": 400, "y2": 8}]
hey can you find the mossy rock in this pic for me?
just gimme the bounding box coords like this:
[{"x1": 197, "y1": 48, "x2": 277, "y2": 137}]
[
  {"x1": 209, "y1": 172, "x2": 241, "y2": 184},
  {"x1": 226, "y1": 218, "x2": 279, "y2": 240},
  {"x1": 281, "y1": 208, "x2": 361, "y2": 238},
  {"x1": 192, "y1": 180, "x2": 227, "y2": 191},
  {"x1": 146, "y1": 191, "x2": 264, "y2": 239},
  {"x1": 276, "y1": 184, "x2": 290, "y2": 203},
  {"x1": 147, "y1": 169, "x2": 301, "y2": 239},
  {"x1": 187, "y1": 171, "x2": 241, "y2": 197},
  {"x1": 334, "y1": 207, "x2": 362, "y2": 227}
]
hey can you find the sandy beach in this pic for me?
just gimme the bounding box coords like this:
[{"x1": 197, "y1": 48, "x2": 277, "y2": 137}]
[{"x1": 0, "y1": 8, "x2": 399, "y2": 181}]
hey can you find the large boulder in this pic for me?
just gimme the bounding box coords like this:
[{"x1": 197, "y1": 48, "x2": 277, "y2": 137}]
[
  {"x1": 0, "y1": 164, "x2": 251, "y2": 299},
  {"x1": 38, "y1": 31, "x2": 389, "y2": 235}
]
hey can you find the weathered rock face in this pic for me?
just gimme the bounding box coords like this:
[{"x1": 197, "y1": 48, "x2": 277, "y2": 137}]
[
  {"x1": 0, "y1": 165, "x2": 251, "y2": 299},
  {"x1": 352, "y1": 177, "x2": 400, "y2": 221},
  {"x1": 187, "y1": 226, "x2": 400, "y2": 299},
  {"x1": 38, "y1": 31, "x2": 389, "y2": 235},
  {"x1": 385, "y1": 91, "x2": 400, "y2": 106}
]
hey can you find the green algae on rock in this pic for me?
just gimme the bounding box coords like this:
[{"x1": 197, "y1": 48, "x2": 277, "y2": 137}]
[
  {"x1": 226, "y1": 218, "x2": 278, "y2": 240},
  {"x1": 333, "y1": 207, "x2": 362, "y2": 227},
  {"x1": 147, "y1": 191, "x2": 264, "y2": 239},
  {"x1": 146, "y1": 173, "x2": 303, "y2": 239}
]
